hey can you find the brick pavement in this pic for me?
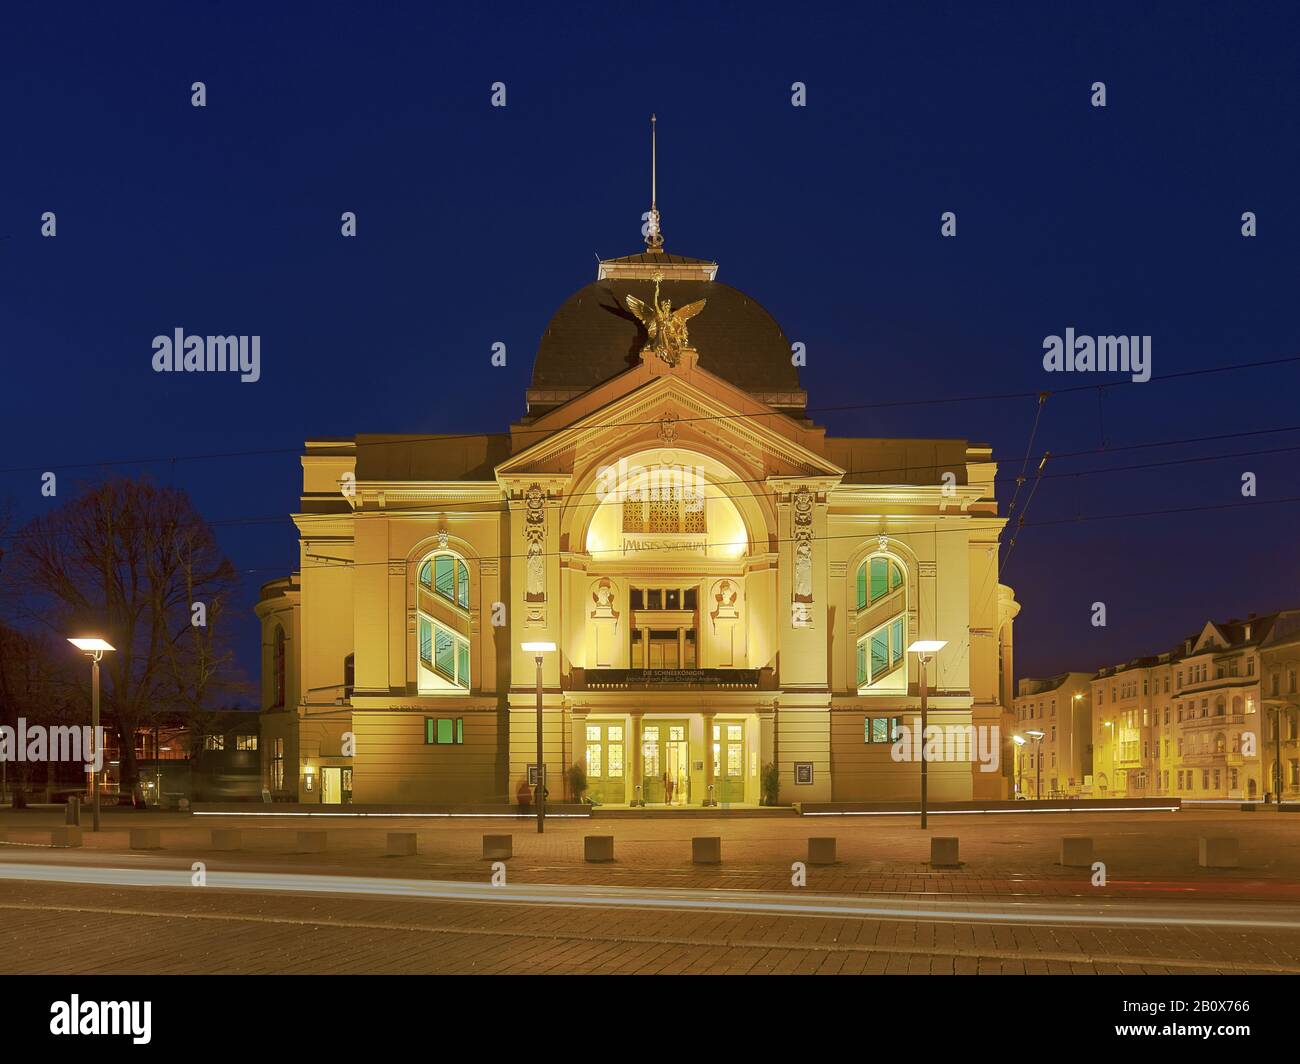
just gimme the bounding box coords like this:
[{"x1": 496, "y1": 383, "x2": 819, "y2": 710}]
[
  {"x1": 3, "y1": 808, "x2": 1298, "y2": 901},
  {"x1": 1, "y1": 876, "x2": 1296, "y2": 975}
]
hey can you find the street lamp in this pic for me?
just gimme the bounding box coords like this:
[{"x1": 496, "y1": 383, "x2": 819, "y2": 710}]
[
  {"x1": 1070, "y1": 692, "x2": 1083, "y2": 796},
  {"x1": 1102, "y1": 719, "x2": 1114, "y2": 796},
  {"x1": 1012, "y1": 733, "x2": 1026, "y2": 797},
  {"x1": 1025, "y1": 729, "x2": 1045, "y2": 799},
  {"x1": 907, "y1": 639, "x2": 947, "y2": 830},
  {"x1": 67, "y1": 637, "x2": 115, "y2": 832},
  {"x1": 521, "y1": 642, "x2": 556, "y2": 834}
]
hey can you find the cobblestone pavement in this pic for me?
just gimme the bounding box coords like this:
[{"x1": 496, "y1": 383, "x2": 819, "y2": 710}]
[
  {"x1": 3, "y1": 808, "x2": 1299, "y2": 899},
  {"x1": 1, "y1": 877, "x2": 1299, "y2": 975},
  {"x1": 1, "y1": 808, "x2": 1300, "y2": 973}
]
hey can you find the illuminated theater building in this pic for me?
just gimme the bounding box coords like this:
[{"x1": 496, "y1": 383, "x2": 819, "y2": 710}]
[{"x1": 257, "y1": 213, "x2": 1020, "y2": 808}]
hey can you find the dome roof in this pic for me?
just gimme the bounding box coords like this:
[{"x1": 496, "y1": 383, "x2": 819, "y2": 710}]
[{"x1": 527, "y1": 263, "x2": 806, "y2": 414}]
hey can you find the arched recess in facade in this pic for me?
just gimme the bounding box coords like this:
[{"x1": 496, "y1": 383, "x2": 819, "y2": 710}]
[
  {"x1": 562, "y1": 444, "x2": 776, "y2": 562},
  {"x1": 842, "y1": 536, "x2": 921, "y2": 695},
  {"x1": 403, "y1": 530, "x2": 485, "y2": 697}
]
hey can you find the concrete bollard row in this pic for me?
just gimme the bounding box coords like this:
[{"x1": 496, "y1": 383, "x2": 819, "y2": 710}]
[
  {"x1": 49, "y1": 826, "x2": 82, "y2": 848},
  {"x1": 295, "y1": 830, "x2": 327, "y2": 854},
  {"x1": 386, "y1": 832, "x2": 418, "y2": 857},
  {"x1": 807, "y1": 837, "x2": 837, "y2": 865},
  {"x1": 692, "y1": 836, "x2": 722, "y2": 864},
  {"x1": 930, "y1": 836, "x2": 960, "y2": 867},
  {"x1": 1059, "y1": 836, "x2": 1093, "y2": 867},
  {"x1": 129, "y1": 828, "x2": 162, "y2": 851},
  {"x1": 483, "y1": 834, "x2": 512, "y2": 860},
  {"x1": 1199, "y1": 836, "x2": 1239, "y2": 868},
  {"x1": 584, "y1": 835, "x2": 614, "y2": 862}
]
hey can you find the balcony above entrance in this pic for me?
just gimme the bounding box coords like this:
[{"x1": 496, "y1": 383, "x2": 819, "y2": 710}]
[{"x1": 571, "y1": 667, "x2": 774, "y2": 691}]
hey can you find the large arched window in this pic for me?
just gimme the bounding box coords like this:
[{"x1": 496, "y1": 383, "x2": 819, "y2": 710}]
[
  {"x1": 416, "y1": 550, "x2": 471, "y2": 692},
  {"x1": 272, "y1": 625, "x2": 286, "y2": 708},
  {"x1": 419, "y1": 553, "x2": 469, "y2": 609},
  {"x1": 856, "y1": 556, "x2": 903, "y2": 610},
  {"x1": 854, "y1": 555, "x2": 907, "y2": 692}
]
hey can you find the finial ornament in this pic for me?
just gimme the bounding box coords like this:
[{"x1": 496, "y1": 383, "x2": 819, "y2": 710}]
[
  {"x1": 625, "y1": 270, "x2": 706, "y2": 367},
  {"x1": 644, "y1": 114, "x2": 664, "y2": 250}
]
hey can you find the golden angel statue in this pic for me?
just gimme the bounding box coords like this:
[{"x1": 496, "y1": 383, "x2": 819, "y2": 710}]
[{"x1": 624, "y1": 273, "x2": 706, "y2": 367}]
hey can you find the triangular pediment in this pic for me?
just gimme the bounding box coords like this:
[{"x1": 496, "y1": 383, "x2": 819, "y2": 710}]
[
  {"x1": 1191, "y1": 621, "x2": 1228, "y2": 653},
  {"x1": 496, "y1": 370, "x2": 842, "y2": 485}
]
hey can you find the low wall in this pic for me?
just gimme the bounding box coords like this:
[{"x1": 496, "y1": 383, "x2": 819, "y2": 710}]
[
  {"x1": 794, "y1": 797, "x2": 1181, "y2": 815},
  {"x1": 191, "y1": 802, "x2": 592, "y2": 818}
]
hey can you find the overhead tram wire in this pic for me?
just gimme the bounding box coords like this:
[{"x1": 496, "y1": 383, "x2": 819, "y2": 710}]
[
  {"x1": 1002, "y1": 391, "x2": 1049, "y2": 538},
  {"x1": 1, "y1": 352, "x2": 1298, "y2": 478},
  {"x1": 270, "y1": 492, "x2": 1300, "y2": 576},
  {"x1": 3, "y1": 426, "x2": 1300, "y2": 550},
  {"x1": 4, "y1": 494, "x2": 1298, "y2": 601}
]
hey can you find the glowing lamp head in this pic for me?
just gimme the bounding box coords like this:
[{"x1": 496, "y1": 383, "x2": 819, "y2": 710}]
[
  {"x1": 68, "y1": 638, "x2": 115, "y2": 653},
  {"x1": 907, "y1": 640, "x2": 948, "y2": 655},
  {"x1": 521, "y1": 642, "x2": 556, "y2": 654}
]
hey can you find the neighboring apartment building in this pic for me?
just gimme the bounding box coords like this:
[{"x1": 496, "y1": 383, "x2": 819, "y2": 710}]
[
  {"x1": 256, "y1": 205, "x2": 1021, "y2": 807},
  {"x1": 1088, "y1": 611, "x2": 1300, "y2": 800},
  {"x1": 1259, "y1": 611, "x2": 1300, "y2": 801},
  {"x1": 1012, "y1": 673, "x2": 1092, "y2": 797}
]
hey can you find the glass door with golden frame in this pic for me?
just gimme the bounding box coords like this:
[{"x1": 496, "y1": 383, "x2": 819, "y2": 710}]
[
  {"x1": 642, "y1": 720, "x2": 690, "y2": 805},
  {"x1": 712, "y1": 722, "x2": 746, "y2": 805}
]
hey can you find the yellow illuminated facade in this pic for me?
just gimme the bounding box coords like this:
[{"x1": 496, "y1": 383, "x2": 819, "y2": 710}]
[{"x1": 257, "y1": 240, "x2": 1020, "y2": 807}]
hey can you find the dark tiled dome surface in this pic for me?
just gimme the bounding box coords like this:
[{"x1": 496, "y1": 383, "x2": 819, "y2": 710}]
[{"x1": 531, "y1": 279, "x2": 803, "y2": 400}]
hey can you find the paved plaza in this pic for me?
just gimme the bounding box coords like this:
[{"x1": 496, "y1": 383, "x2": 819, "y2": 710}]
[{"x1": 2, "y1": 808, "x2": 1299, "y2": 974}]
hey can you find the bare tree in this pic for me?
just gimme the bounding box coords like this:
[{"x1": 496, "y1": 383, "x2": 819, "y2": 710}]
[
  {"x1": 0, "y1": 625, "x2": 78, "y2": 804},
  {"x1": 16, "y1": 479, "x2": 236, "y2": 805}
]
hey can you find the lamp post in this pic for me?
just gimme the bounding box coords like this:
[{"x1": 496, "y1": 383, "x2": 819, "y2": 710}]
[
  {"x1": 1102, "y1": 719, "x2": 1114, "y2": 795},
  {"x1": 1274, "y1": 705, "x2": 1285, "y2": 810},
  {"x1": 1025, "y1": 729, "x2": 1045, "y2": 799},
  {"x1": 67, "y1": 637, "x2": 115, "y2": 832},
  {"x1": 907, "y1": 640, "x2": 947, "y2": 830},
  {"x1": 1012, "y1": 734, "x2": 1026, "y2": 797},
  {"x1": 521, "y1": 642, "x2": 555, "y2": 834},
  {"x1": 1070, "y1": 692, "x2": 1083, "y2": 796}
]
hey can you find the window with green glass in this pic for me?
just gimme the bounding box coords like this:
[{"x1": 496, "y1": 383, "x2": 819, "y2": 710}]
[
  {"x1": 425, "y1": 717, "x2": 464, "y2": 745},
  {"x1": 865, "y1": 716, "x2": 903, "y2": 744},
  {"x1": 419, "y1": 617, "x2": 432, "y2": 665},
  {"x1": 435, "y1": 627, "x2": 456, "y2": 680},
  {"x1": 857, "y1": 556, "x2": 903, "y2": 609},
  {"x1": 857, "y1": 616, "x2": 906, "y2": 688},
  {"x1": 419, "y1": 552, "x2": 470, "y2": 611},
  {"x1": 418, "y1": 616, "x2": 470, "y2": 690},
  {"x1": 434, "y1": 554, "x2": 455, "y2": 600}
]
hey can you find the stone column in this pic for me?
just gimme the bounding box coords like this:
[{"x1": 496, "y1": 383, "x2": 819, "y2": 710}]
[
  {"x1": 630, "y1": 714, "x2": 643, "y2": 805},
  {"x1": 704, "y1": 712, "x2": 716, "y2": 805}
]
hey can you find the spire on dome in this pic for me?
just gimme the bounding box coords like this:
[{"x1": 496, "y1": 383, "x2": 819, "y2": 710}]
[{"x1": 644, "y1": 114, "x2": 664, "y2": 251}]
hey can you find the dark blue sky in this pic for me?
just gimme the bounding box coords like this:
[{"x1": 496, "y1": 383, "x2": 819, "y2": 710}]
[{"x1": 2, "y1": 1, "x2": 1298, "y2": 697}]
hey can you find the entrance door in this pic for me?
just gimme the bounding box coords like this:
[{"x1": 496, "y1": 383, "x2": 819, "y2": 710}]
[
  {"x1": 320, "y1": 766, "x2": 352, "y2": 805},
  {"x1": 584, "y1": 723, "x2": 626, "y2": 805},
  {"x1": 642, "y1": 721, "x2": 690, "y2": 805},
  {"x1": 713, "y1": 722, "x2": 746, "y2": 805},
  {"x1": 321, "y1": 767, "x2": 340, "y2": 805}
]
